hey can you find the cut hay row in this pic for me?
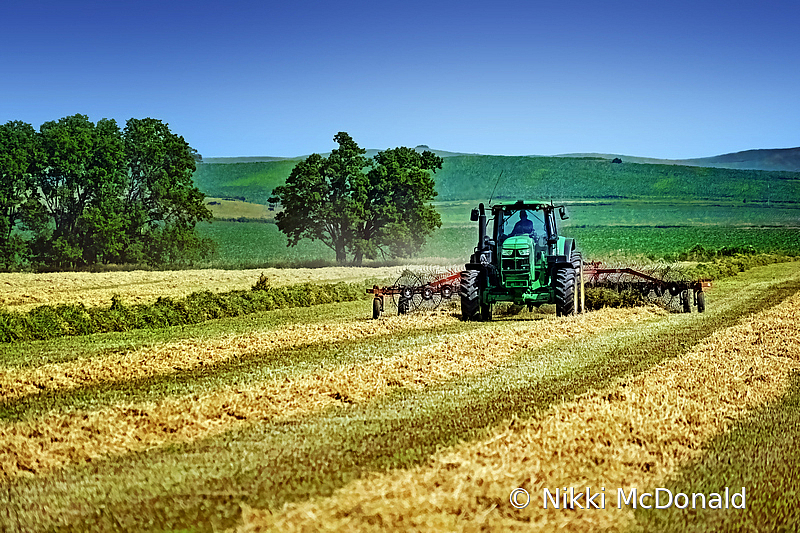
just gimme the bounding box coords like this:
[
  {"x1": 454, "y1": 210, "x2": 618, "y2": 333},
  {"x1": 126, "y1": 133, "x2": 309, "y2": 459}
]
[
  {"x1": 0, "y1": 307, "x2": 660, "y2": 480},
  {"x1": 0, "y1": 266, "x2": 418, "y2": 312},
  {"x1": 0, "y1": 312, "x2": 455, "y2": 403},
  {"x1": 235, "y1": 290, "x2": 800, "y2": 532}
]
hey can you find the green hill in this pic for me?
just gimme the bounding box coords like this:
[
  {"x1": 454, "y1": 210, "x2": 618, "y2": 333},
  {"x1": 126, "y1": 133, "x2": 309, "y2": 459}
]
[
  {"x1": 684, "y1": 147, "x2": 800, "y2": 172},
  {"x1": 560, "y1": 147, "x2": 800, "y2": 172},
  {"x1": 192, "y1": 159, "x2": 301, "y2": 203},
  {"x1": 193, "y1": 152, "x2": 800, "y2": 206}
]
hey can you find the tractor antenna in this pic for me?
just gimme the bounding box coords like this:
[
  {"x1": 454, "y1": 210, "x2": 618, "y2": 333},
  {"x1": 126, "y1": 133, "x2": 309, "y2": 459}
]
[{"x1": 488, "y1": 170, "x2": 503, "y2": 206}]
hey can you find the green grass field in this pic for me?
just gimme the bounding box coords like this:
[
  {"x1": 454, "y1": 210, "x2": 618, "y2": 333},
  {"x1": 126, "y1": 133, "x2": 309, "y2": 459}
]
[{"x1": 197, "y1": 200, "x2": 800, "y2": 268}]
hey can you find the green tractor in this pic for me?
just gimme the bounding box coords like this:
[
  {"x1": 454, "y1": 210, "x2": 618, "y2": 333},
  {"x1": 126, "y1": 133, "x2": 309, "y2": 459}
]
[{"x1": 460, "y1": 201, "x2": 583, "y2": 320}]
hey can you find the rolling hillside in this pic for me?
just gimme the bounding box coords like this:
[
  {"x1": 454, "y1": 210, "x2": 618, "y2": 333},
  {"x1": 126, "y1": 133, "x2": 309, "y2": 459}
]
[
  {"x1": 193, "y1": 148, "x2": 800, "y2": 205},
  {"x1": 562, "y1": 146, "x2": 800, "y2": 172}
]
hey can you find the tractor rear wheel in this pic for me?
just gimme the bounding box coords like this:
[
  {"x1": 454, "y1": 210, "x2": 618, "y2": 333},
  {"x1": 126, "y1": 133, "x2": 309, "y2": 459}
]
[
  {"x1": 460, "y1": 269, "x2": 481, "y2": 321},
  {"x1": 555, "y1": 264, "x2": 576, "y2": 317}
]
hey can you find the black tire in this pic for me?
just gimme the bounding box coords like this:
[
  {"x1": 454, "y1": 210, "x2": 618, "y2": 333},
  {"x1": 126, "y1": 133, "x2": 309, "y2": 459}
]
[
  {"x1": 460, "y1": 269, "x2": 481, "y2": 321},
  {"x1": 697, "y1": 291, "x2": 706, "y2": 313},
  {"x1": 571, "y1": 251, "x2": 583, "y2": 314},
  {"x1": 372, "y1": 298, "x2": 381, "y2": 319},
  {"x1": 681, "y1": 290, "x2": 691, "y2": 313},
  {"x1": 555, "y1": 265, "x2": 576, "y2": 317},
  {"x1": 398, "y1": 298, "x2": 410, "y2": 315},
  {"x1": 481, "y1": 302, "x2": 492, "y2": 321}
]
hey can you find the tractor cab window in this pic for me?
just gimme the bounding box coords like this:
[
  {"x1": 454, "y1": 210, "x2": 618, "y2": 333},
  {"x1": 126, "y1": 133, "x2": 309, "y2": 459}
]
[{"x1": 499, "y1": 209, "x2": 546, "y2": 243}]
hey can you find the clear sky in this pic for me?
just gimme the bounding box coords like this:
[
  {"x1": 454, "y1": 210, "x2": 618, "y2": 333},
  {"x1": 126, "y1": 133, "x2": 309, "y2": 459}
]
[{"x1": 1, "y1": 0, "x2": 798, "y2": 159}]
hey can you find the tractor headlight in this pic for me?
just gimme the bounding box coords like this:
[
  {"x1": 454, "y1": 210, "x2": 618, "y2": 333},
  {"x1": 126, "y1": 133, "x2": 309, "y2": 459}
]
[
  {"x1": 518, "y1": 248, "x2": 530, "y2": 256},
  {"x1": 502, "y1": 249, "x2": 513, "y2": 256}
]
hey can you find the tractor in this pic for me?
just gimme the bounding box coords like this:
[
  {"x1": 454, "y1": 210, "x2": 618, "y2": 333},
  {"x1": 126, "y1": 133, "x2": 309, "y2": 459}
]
[{"x1": 460, "y1": 201, "x2": 583, "y2": 320}]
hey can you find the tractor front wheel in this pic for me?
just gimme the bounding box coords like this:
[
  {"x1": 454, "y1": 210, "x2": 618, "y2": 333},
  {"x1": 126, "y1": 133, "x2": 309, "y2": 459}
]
[{"x1": 460, "y1": 269, "x2": 481, "y2": 321}]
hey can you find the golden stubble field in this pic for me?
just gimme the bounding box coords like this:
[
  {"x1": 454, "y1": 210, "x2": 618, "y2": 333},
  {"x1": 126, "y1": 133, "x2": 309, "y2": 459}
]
[
  {"x1": 2, "y1": 262, "x2": 799, "y2": 532},
  {"x1": 237, "y1": 289, "x2": 800, "y2": 532}
]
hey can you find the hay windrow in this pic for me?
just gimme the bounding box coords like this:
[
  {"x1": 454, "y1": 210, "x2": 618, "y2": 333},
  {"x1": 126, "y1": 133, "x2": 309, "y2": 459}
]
[
  {"x1": 0, "y1": 307, "x2": 659, "y2": 480},
  {"x1": 0, "y1": 266, "x2": 422, "y2": 312},
  {"x1": 0, "y1": 312, "x2": 453, "y2": 403},
  {"x1": 234, "y1": 291, "x2": 800, "y2": 532}
]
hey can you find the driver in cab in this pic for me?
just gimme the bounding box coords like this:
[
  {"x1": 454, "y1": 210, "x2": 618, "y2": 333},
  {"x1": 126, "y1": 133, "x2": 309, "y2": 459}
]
[{"x1": 511, "y1": 210, "x2": 533, "y2": 236}]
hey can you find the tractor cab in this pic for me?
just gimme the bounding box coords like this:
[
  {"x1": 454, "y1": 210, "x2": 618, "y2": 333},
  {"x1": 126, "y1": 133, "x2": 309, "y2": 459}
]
[{"x1": 495, "y1": 205, "x2": 549, "y2": 288}]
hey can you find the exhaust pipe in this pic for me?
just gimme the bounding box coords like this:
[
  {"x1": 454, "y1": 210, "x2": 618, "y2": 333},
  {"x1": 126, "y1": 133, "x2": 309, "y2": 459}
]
[{"x1": 477, "y1": 203, "x2": 486, "y2": 251}]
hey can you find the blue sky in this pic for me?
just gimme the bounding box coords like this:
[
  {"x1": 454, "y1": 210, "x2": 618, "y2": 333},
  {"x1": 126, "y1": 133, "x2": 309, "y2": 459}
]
[{"x1": 1, "y1": 0, "x2": 798, "y2": 158}]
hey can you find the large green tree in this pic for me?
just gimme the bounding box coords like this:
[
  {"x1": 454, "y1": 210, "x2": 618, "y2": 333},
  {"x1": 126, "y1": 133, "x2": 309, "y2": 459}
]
[
  {"x1": 122, "y1": 118, "x2": 212, "y2": 264},
  {"x1": 1, "y1": 114, "x2": 214, "y2": 270},
  {"x1": 270, "y1": 132, "x2": 442, "y2": 264},
  {"x1": 33, "y1": 114, "x2": 127, "y2": 267},
  {"x1": 0, "y1": 121, "x2": 40, "y2": 268}
]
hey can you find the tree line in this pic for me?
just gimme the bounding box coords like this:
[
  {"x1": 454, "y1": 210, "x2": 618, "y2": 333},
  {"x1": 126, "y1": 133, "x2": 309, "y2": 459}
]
[{"x1": 0, "y1": 115, "x2": 213, "y2": 270}]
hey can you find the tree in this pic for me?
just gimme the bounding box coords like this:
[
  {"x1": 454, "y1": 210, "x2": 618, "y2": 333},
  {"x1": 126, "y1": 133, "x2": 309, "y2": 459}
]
[
  {"x1": 270, "y1": 132, "x2": 443, "y2": 264},
  {"x1": 0, "y1": 121, "x2": 40, "y2": 268},
  {"x1": 122, "y1": 118, "x2": 213, "y2": 265},
  {"x1": 355, "y1": 146, "x2": 442, "y2": 263},
  {"x1": 0, "y1": 114, "x2": 214, "y2": 270},
  {"x1": 32, "y1": 114, "x2": 127, "y2": 268}
]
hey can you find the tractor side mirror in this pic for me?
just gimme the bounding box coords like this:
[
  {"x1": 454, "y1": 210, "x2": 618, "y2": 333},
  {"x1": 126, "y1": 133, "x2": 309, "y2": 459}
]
[
  {"x1": 559, "y1": 207, "x2": 569, "y2": 220},
  {"x1": 470, "y1": 208, "x2": 479, "y2": 222}
]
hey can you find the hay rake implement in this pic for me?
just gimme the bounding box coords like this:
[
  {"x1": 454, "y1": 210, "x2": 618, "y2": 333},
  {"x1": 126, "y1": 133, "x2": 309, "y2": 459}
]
[
  {"x1": 366, "y1": 208, "x2": 710, "y2": 319},
  {"x1": 583, "y1": 261, "x2": 711, "y2": 313},
  {"x1": 368, "y1": 268, "x2": 461, "y2": 318},
  {"x1": 367, "y1": 261, "x2": 710, "y2": 318}
]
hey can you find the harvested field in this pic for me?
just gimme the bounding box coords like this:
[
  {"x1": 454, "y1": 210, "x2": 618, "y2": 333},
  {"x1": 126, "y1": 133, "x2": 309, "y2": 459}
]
[
  {"x1": 236, "y1": 288, "x2": 800, "y2": 532},
  {"x1": 1, "y1": 306, "x2": 659, "y2": 479},
  {"x1": 1, "y1": 261, "x2": 799, "y2": 532},
  {"x1": 0, "y1": 265, "x2": 426, "y2": 311},
  {"x1": 0, "y1": 312, "x2": 455, "y2": 402}
]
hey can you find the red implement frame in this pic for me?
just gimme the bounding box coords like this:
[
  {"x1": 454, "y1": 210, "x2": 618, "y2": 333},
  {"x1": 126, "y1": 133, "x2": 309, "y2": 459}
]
[
  {"x1": 367, "y1": 270, "x2": 462, "y2": 318},
  {"x1": 583, "y1": 261, "x2": 711, "y2": 311}
]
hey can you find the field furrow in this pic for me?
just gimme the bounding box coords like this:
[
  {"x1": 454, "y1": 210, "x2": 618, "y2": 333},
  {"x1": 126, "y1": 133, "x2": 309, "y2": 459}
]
[
  {"x1": 2, "y1": 262, "x2": 798, "y2": 532},
  {"x1": 235, "y1": 286, "x2": 800, "y2": 532}
]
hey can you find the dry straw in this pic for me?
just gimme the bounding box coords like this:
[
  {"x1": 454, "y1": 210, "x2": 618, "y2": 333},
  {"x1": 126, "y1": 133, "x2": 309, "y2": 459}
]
[
  {"x1": 235, "y1": 292, "x2": 800, "y2": 532},
  {"x1": 0, "y1": 307, "x2": 657, "y2": 480},
  {"x1": 0, "y1": 312, "x2": 453, "y2": 403}
]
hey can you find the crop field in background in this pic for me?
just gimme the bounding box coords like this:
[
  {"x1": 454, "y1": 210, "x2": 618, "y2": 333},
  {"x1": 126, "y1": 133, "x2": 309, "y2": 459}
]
[
  {"x1": 192, "y1": 154, "x2": 800, "y2": 205},
  {"x1": 1, "y1": 261, "x2": 799, "y2": 532},
  {"x1": 198, "y1": 213, "x2": 800, "y2": 269},
  {"x1": 191, "y1": 199, "x2": 800, "y2": 268}
]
